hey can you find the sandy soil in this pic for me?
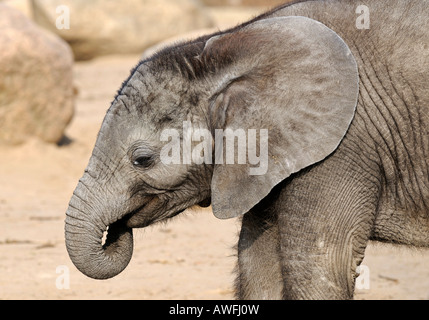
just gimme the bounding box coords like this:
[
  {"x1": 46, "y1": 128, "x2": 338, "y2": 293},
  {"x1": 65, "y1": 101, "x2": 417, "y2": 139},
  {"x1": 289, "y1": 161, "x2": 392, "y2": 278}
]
[{"x1": 1, "y1": 7, "x2": 429, "y2": 301}]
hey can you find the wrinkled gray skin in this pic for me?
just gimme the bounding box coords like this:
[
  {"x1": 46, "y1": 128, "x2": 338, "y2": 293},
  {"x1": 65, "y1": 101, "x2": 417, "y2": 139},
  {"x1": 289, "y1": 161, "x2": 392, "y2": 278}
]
[{"x1": 65, "y1": 0, "x2": 429, "y2": 299}]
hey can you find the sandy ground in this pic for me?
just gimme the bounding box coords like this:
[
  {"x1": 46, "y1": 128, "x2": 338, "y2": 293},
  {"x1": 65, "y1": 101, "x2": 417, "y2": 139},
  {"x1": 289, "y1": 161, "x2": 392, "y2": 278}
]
[{"x1": 2, "y1": 7, "x2": 429, "y2": 301}]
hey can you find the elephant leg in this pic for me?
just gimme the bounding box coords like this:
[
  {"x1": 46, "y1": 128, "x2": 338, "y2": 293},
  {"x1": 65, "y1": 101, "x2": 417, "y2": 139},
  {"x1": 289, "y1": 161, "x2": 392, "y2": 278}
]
[
  {"x1": 277, "y1": 160, "x2": 380, "y2": 299},
  {"x1": 236, "y1": 200, "x2": 283, "y2": 300}
]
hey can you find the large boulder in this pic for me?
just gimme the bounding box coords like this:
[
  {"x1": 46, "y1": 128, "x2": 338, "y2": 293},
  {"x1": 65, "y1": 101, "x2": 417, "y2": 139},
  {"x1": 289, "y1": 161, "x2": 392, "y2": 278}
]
[
  {"x1": 32, "y1": 0, "x2": 214, "y2": 61},
  {"x1": 0, "y1": 5, "x2": 74, "y2": 145},
  {"x1": 0, "y1": 0, "x2": 33, "y2": 18},
  {"x1": 201, "y1": 0, "x2": 285, "y2": 6}
]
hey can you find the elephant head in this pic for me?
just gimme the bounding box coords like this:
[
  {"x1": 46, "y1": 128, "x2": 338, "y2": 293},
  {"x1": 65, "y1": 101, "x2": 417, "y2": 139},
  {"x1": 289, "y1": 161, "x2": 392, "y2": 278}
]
[{"x1": 65, "y1": 17, "x2": 359, "y2": 280}]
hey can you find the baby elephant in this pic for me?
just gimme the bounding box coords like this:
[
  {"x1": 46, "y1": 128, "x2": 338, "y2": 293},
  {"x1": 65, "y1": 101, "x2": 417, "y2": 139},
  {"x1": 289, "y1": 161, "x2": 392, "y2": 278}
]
[{"x1": 65, "y1": 0, "x2": 429, "y2": 299}]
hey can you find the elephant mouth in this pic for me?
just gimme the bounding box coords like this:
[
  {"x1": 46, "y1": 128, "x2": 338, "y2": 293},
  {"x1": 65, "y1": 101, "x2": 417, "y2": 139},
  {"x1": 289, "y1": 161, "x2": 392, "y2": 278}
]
[
  {"x1": 122, "y1": 195, "x2": 191, "y2": 229},
  {"x1": 198, "y1": 197, "x2": 211, "y2": 208},
  {"x1": 110, "y1": 192, "x2": 212, "y2": 232},
  {"x1": 123, "y1": 196, "x2": 165, "y2": 228}
]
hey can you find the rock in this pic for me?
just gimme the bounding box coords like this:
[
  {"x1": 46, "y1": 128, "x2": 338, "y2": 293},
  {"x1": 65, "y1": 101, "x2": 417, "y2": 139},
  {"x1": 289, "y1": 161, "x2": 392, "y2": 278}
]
[
  {"x1": 0, "y1": 5, "x2": 74, "y2": 145},
  {"x1": 206, "y1": 6, "x2": 265, "y2": 29},
  {"x1": 201, "y1": 0, "x2": 285, "y2": 6},
  {"x1": 0, "y1": 0, "x2": 33, "y2": 18},
  {"x1": 32, "y1": 0, "x2": 214, "y2": 61}
]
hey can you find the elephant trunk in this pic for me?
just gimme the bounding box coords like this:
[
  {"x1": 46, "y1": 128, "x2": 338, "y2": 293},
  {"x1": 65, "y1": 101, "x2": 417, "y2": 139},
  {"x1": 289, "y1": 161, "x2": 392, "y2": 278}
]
[{"x1": 65, "y1": 179, "x2": 133, "y2": 280}]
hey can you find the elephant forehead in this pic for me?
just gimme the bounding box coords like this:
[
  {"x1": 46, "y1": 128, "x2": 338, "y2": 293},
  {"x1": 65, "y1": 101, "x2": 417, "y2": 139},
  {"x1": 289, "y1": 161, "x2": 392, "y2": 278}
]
[
  {"x1": 120, "y1": 80, "x2": 189, "y2": 124},
  {"x1": 128, "y1": 63, "x2": 186, "y2": 98}
]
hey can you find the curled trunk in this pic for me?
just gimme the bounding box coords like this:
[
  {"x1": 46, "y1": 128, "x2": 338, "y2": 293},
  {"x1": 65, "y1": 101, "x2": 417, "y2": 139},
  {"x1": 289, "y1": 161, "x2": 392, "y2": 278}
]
[{"x1": 65, "y1": 181, "x2": 133, "y2": 280}]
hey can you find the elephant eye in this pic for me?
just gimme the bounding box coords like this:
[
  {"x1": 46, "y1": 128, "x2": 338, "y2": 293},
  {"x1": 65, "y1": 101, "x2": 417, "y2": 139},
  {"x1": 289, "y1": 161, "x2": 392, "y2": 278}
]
[
  {"x1": 130, "y1": 143, "x2": 156, "y2": 169},
  {"x1": 132, "y1": 155, "x2": 153, "y2": 168}
]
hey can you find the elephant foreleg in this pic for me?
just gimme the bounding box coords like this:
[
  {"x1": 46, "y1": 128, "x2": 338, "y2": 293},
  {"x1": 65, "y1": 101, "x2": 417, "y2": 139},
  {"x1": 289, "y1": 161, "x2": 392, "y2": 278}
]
[
  {"x1": 236, "y1": 206, "x2": 283, "y2": 300},
  {"x1": 277, "y1": 162, "x2": 380, "y2": 299}
]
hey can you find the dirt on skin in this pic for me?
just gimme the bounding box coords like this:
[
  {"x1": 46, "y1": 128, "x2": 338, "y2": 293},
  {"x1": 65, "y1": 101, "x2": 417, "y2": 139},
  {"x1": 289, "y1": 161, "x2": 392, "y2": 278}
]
[{"x1": 1, "y1": 7, "x2": 429, "y2": 301}]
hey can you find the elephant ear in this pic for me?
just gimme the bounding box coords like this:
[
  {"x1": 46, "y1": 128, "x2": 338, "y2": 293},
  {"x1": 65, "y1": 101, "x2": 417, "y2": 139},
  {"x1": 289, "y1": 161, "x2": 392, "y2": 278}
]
[{"x1": 201, "y1": 16, "x2": 359, "y2": 219}]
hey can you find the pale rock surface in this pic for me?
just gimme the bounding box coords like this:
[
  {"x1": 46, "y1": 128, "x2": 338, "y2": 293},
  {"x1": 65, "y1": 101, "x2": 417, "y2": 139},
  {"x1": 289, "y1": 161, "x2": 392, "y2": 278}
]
[
  {"x1": 32, "y1": 0, "x2": 214, "y2": 60},
  {"x1": 0, "y1": 4, "x2": 74, "y2": 145}
]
